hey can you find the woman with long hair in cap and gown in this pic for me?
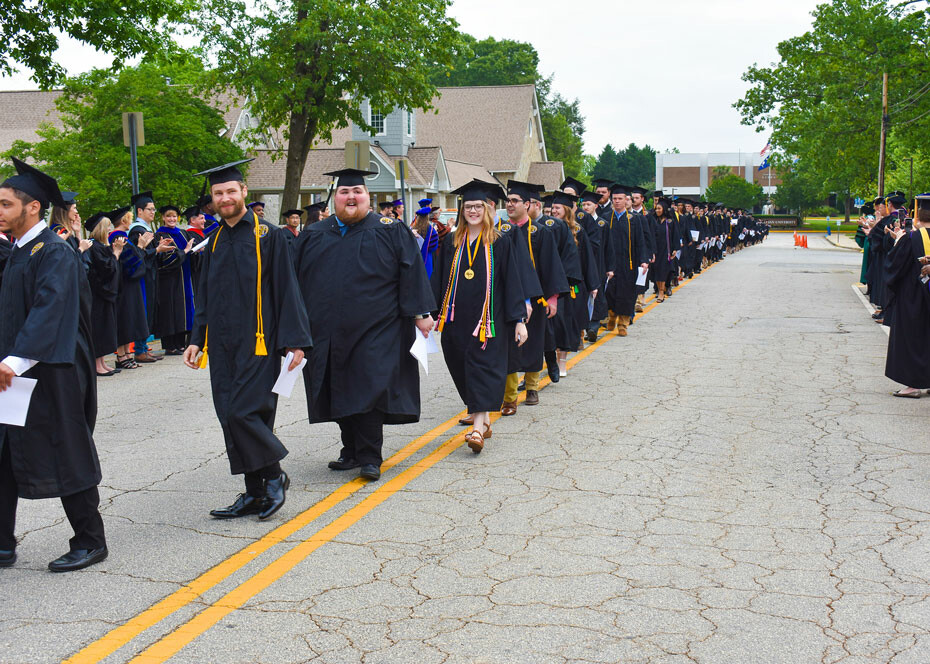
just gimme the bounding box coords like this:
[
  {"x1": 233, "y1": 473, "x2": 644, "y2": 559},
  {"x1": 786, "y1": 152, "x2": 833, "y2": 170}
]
[
  {"x1": 548, "y1": 192, "x2": 599, "y2": 375},
  {"x1": 84, "y1": 212, "x2": 124, "y2": 376},
  {"x1": 109, "y1": 205, "x2": 150, "y2": 370},
  {"x1": 0, "y1": 157, "x2": 108, "y2": 572},
  {"x1": 433, "y1": 182, "x2": 527, "y2": 452},
  {"x1": 184, "y1": 159, "x2": 312, "y2": 521},
  {"x1": 650, "y1": 198, "x2": 681, "y2": 303},
  {"x1": 154, "y1": 205, "x2": 195, "y2": 355},
  {"x1": 294, "y1": 169, "x2": 435, "y2": 482}
]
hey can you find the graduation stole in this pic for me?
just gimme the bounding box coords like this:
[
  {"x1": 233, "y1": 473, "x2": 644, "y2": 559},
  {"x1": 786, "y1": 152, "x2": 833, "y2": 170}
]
[
  {"x1": 499, "y1": 218, "x2": 547, "y2": 308},
  {"x1": 918, "y1": 228, "x2": 930, "y2": 259},
  {"x1": 436, "y1": 232, "x2": 496, "y2": 347},
  {"x1": 198, "y1": 213, "x2": 268, "y2": 369},
  {"x1": 624, "y1": 212, "x2": 633, "y2": 270}
]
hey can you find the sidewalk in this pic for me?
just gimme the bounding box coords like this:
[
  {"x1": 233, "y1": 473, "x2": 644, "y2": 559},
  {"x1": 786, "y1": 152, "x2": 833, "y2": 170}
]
[{"x1": 822, "y1": 232, "x2": 862, "y2": 251}]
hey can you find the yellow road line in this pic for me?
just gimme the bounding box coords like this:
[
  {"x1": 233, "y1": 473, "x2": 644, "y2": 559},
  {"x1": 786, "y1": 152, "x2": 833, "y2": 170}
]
[
  {"x1": 67, "y1": 262, "x2": 717, "y2": 663},
  {"x1": 63, "y1": 417, "x2": 462, "y2": 664}
]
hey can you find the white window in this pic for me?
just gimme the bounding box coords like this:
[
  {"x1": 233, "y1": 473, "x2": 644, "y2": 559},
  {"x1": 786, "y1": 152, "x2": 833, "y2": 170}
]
[
  {"x1": 406, "y1": 111, "x2": 413, "y2": 136},
  {"x1": 370, "y1": 107, "x2": 386, "y2": 136},
  {"x1": 528, "y1": 119, "x2": 533, "y2": 137}
]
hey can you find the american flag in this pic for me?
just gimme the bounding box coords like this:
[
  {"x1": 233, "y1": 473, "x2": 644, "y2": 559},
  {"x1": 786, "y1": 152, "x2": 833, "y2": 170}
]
[{"x1": 760, "y1": 141, "x2": 772, "y2": 157}]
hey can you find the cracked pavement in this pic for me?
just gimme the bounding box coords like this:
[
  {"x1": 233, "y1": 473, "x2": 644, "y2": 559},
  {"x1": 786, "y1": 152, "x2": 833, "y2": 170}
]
[{"x1": 2, "y1": 233, "x2": 929, "y2": 663}]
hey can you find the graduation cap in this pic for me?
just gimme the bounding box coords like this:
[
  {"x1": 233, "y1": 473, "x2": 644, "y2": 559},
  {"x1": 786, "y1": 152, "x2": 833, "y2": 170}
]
[
  {"x1": 542, "y1": 194, "x2": 554, "y2": 207},
  {"x1": 108, "y1": 204, "x2": 132, "y2": 223},
  {"x1": 60, "y1": 191, "x2": 78, "y2": 207},
  {"x1": 281, "y1": 209, "x2": 304, "y2": 218},
  {"x1": 84, "y1": 212, "x2": 106, "y2": 233},
  {"x1": 610, "y1": 183, "x2": 630, "y2": 196},
  {"x1": 378, "y1": 200, "x2": 394, "y2": 211},
  {"x1": 417, "y1": 198, "x2": 433, "y2": 207},
  {"x1": 916, "y1": 193, "x2": 930, "y2": 213},
  {"x1": 559, "y1": 177, "x2": 587, "y2": 195},
  {"x1": 415, "y1": 206, "x2": 432, "y2": 216},
  {"x1": 450, "y1": 180, "x2": 492, "y2": 203},
  {"x1": 1, "y1": 157, "x2": 67, "y2": 209},
  {"x1": 158, "y1": 204, "x2": 180, "y2": 215},
  {"x1": 304, "y1": 202, "x2": 326, "y2": 214},
  {"x1": 247, "y1": 201, "x2": 265, "y2": 209},
  {"x1": 580, "y1": 191, "x2": 601, "y2": 204},
  {"x1": 872, "y1": 195, "x2": 884, "y2": 205},
  {"x1": 183, "y1": 205, "x2": 202, "y2": 219},
  {"x1": 392, "y1": 198, "x2": 404, "y2": 206},
  {"x1": 591, "y1": 178, "x2": 613, "y2": 189},
  {"x1": 321, "y1": 168, "x2": 376, "y2": 188},
  {"x1": 506, "y1": 179, "x2": 540, "y2": 202},
  {"x1": 196, "y1": 158, "x2": 255, "y2": 186},
  {"x1": 550, "y1": 191, "x2": 579, "y2": 208},
  {"x1": 197, "y1": 194, "x2": 214, "y2": 209},
  {"x1": 886, "y1": 190, "x2": 907, "y2": 206},
  {"x1": 131, "y1": 190, "x2": 154, "y2": 210}
]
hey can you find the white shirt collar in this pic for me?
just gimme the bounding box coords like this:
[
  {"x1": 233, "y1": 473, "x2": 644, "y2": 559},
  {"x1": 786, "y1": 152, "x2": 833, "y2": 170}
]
[{"x1": 13, "y1": 221, "x2": 47, "y2": 247}]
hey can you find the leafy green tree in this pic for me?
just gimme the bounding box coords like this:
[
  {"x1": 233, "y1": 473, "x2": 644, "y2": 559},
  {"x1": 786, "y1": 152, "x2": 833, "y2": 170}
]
[
  {"x1": 0, "y1": 0, "x2": 194, "y2": 87},
  {"x1": 704, "y1": 174, "x2": 765, "y2": 210},
  {"x1": 736, "y1": 0, "x2": 930, "y2": 221},
  {"x1": 772, "y1": 164, "x2": 823, "y2": 214},
  {"x1": 428, "y1": 35, "x2": 538, "y2": 87},
  {"x1": 591, "y1": 144, "x2": 619, "y2": 182},
  {"x1": 616, "y1": 143, "x2": 656, "y2": 187},
  {"x1": 195, "y1": 0, "x2": 462, "y2": 211},
  {"x1": 1, "y1": 59, "x2": 245, "y2": 217}
]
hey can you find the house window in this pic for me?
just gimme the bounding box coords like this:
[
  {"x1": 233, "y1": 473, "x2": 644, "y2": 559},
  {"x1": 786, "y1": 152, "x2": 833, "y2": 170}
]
[
  {"x1": 406, "y1": 111, "x2": 413, "y2": 136},
  {"x1": 528, "y1": 119, "x2": 533, "y2": 137},
  {"x1": 370, "y1": 107, "x2": 386, "y2": 136}
]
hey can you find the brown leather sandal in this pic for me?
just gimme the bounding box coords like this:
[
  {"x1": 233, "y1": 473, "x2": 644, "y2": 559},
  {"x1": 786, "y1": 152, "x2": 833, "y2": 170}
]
[
  {"x1": 465, "y1": 429, "x2": 484, "y2": 453},
  {"x1": 458, "y1": 413, "x2": 475, "y2": 426}
]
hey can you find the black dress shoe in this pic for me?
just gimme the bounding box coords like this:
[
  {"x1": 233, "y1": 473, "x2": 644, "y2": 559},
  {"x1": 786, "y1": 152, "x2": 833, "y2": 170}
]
[
  {"x1": 586, "y1": 329, "x2": 598, "y2": 343},
  {"x1": 517, "y1": 380, "x2": 526, "y2": 392},
  {"x1": 0, "y1": 549, "x2": 16, "y2": 567},
  {"x1": 259, "y1": 472, "x2": 289, "y2": 520},
  {"x1": 48, "y1": 546, "x2": 108, "y2": 572},
  {"x1": 328, "y1": 456, "x2": 360, "y2": 470},
  {"x1": 547, "y1": 363, "x2": 560, "y2": 383},
  {"x1": 359, "y1": 464, "x2": 381, "y2": 481},
  {"x1": 210, "y1": 493, "x2": 264, "y2": 519}
]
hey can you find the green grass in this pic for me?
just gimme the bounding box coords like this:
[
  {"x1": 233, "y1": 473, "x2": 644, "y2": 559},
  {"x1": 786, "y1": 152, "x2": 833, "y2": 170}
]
[{"x1": 800, "y1": 217, "x2": 858, "y2": 232}]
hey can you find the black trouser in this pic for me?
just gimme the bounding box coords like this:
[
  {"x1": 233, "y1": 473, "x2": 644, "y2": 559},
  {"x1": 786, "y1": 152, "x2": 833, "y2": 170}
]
[
  {"x1": 337, "y1": 410, "x2": 386, "y2": 466},
  {"x1": 161, "y1": 332, "x2": 188, "y2": 351},
  {"x1": 0, "y1": 438, "x2": 106, "y2": 552},
  {"x1": 243, "y1": 462, "x2": 282, "y2": 497}
]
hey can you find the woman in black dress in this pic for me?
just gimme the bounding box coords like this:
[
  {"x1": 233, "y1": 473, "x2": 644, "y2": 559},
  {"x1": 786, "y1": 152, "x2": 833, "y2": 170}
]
[
  {"x1": 154, "y1": 205, "x2": 195, "y2": 354},
  {"x1": 549, "y1": 192, "x2": 599, "y2": 376},
  {"x1": 434, "y1": 182, "x2": 527, "y2": 453},
  {"x1": 650, "y1": 198, "x2": 681, "y2": 303},
  {"x1": 85, "y1": 212, "x2": 125, "y2": 375}
]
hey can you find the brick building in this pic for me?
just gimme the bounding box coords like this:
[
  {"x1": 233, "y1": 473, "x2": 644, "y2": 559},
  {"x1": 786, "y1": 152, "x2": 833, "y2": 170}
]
[{"x1": 655, "y1": 152, "x2": 781, "y2": 197}]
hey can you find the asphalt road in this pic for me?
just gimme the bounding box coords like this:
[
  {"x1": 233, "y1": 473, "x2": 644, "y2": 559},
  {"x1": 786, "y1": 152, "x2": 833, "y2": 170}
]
[{"x1": 3, "y1": 233, "x2": 929, "y2": 664}]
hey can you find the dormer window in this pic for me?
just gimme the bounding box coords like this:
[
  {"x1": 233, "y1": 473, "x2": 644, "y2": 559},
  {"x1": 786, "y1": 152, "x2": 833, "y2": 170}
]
[
  {"x1": 369, "y1": 107, "x2": 386, "y2": 136},
  {"x1": 406, "y1": 111, "x2": 413, "y2": 136}
]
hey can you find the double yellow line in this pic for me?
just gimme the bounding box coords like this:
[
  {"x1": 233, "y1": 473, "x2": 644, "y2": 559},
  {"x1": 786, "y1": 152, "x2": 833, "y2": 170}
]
[{"x1": 65, "y1": 265, "x2": 714, "y2": 664}]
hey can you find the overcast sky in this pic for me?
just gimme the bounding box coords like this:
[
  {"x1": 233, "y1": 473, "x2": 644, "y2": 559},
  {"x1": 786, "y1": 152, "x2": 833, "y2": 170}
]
[{"x1": 0, "y1": 0, "x2": 824, "y2": 157}]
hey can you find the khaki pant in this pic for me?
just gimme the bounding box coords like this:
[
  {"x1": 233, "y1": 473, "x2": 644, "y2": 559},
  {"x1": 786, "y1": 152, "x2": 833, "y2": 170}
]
[{"x1": 504, "y1": 371, "x2": 540, "y2": 402}]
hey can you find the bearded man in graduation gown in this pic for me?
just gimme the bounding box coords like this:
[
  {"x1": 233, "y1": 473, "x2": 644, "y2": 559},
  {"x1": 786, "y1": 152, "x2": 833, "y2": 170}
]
[
  {"x1": 184, "y1": 160, "x2": 312, "y2": 520},
  {"x1": 294, "y1": 169, "x2": 436, "y2": 482},
  {"x1": 0, "y1": 158, "x2": 108, "y2": 572}
]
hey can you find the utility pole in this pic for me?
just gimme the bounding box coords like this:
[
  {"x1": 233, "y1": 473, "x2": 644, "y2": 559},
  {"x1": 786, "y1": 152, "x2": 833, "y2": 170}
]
[{"x1": 878, "y1": 72, "x2": 889, "y2": 196}]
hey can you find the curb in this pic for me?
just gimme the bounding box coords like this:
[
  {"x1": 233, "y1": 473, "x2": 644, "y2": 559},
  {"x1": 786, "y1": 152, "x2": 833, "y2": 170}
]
[{"x1": 823, "y1": 235, "x2": 862, "y2": 252}]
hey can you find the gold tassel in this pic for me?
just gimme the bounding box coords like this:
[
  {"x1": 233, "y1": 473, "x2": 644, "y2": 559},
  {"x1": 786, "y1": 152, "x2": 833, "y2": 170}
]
[
  {"x1": 255, "y1": 333, "x2": 267, "y2": 356},
  {"x1": 253, "y1": 215, "x2": 267, "y2": 356},
  {"x1": 199, "y1": 329, "x2": 209, "y2": 368}
]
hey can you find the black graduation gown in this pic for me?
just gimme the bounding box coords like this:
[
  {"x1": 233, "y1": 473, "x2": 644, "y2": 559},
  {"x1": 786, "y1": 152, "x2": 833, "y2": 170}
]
[
  {"x1": 578, "y1": 211, "x2": 610, "y2": 327},
  {"x1": 496, "y1": 219, "x2": 543, "y2": 305},
  {"x1": 0, "y1": 236, "x2": 11, "y2": 290},
  {"x1": 294, "y1": 212, "x2": 435, "y2": 425},
  {"x1": 154, "y1": 226, "x2": 194, "y2": 338},
  {"x1": 185, "y1": 228, "x2": 206, "y2": 298},
  {"x1": 506, "y1": 220, "x2": 568, "y2": 373},
  {"x1": 633, "y1": 210, "x2": 656, "y2": 293},
  {"x1": 0, "y1": 229, "x2": 100, "y2": 499},
  {"x1": 281, "y1": 226, "x2": 300, "y2": 259},
  {"x1": 605, "y1": 210, "x2": 647, "y2": 318},
  {"x1": 110, "y1": 231, "x2": 150, "y2": 346},
  {"x1": 652, "y1": 218, "x2": 681, "y2": 283},
  {"x1": 129, "y1": 223, "x2": 158, "y2": 338},
  {"x1": 86, "y1": 241, "x2": 120, "y2": 358},
  {"x1": 884, "y1": 230, "x2": 930, "y2": 387},
  {"x1": 433, "y1": 233, "x2": 525, "y2": 413},
  {"x1": 569, "y1": 230, "x2": 601, "y2": 344},
  {"x1": 867, "y1": 219, "x2": 890, "y2": 307},
  {"x1": 189, "y1": 213, "x2": 312, "y2": 475}
]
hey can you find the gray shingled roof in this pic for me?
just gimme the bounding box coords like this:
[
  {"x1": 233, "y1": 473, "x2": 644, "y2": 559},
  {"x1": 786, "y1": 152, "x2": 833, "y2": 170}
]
[
  {"x1": 527, "y1": 161, "x2": 566, "y2": 191},
  {"x1": 0, "y1": 90, "x2": 63, "y2": 154}
]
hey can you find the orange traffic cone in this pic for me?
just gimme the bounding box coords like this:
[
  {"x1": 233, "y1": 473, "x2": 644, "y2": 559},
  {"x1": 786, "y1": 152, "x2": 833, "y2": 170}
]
[
  {"x1": 802, "y1": 235, "x2": 808, "y2": 248},
  {"x1": 794, "y1": 232, "x2": 799, "y2": 247}
]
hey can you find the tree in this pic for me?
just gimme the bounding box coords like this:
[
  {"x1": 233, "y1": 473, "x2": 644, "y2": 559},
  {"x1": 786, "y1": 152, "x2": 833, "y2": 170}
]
[
  {"x1": 588, "y1": 142, "x2": 656, "y2": 186},
  {"x1": 772, "y1": 164, "x2": 823, "y2": 214},
  {"x1": 1, "y1": 59, "x2": 245, "y2": 217},
  {"x1": 0, "y1": 0, "x2": 193, "y2": 88},
  {"x1": 591, "y1": 144, "x2": 619, "y2": 182},
  {"x1": 196, "y1": 0, "x2": 463, "y2": 211},
  {"x1": 736, "y1": 0, "x2": 930, "y2": 221},
  {"x1": 427, "y1": 35, "x2": 538, "y2": 87},
  {"x1": 704, "y1": 175, "x2": 765, "y2": 210}
]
